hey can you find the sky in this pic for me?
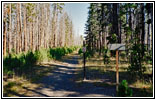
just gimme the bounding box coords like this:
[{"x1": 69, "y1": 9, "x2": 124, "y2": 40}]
[{"x1": 64, "y1": 3, "x2": 90, "y2": 37}]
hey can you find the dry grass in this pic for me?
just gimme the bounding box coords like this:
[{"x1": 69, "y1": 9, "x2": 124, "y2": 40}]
[
  {"x1": 77, "y1": 55, "x2": 153, "y2": 97},
  {"x1": 3, "y1": 62, "x2": 56, "y2": 97}
]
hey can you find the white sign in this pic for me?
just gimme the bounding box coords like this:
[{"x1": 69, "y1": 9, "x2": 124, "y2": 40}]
[
  {"x1": 82, "y1": 47, "x2": 86, "y2": 53},
  {"x1": 108, "y1": 44, "x2": 125, "y2": 50}
]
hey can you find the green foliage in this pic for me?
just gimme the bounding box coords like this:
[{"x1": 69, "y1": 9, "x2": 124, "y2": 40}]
[
  {"x1": 120, "y1": 51, "x2": 126, "y2": 59},
  {"x1": 128, "y1": 44, "x2": 146, "y2": 78},
  {"x1": 6, "y1": 82, "x2": 16, "y2": 88},
  {"x1": 106, "y1": 33, "x2": 118, "y2": 43},
  {"x1": 117, "y1": 80, "x2": 133, "y2": 97},
  {"x1": 78, "y1": 48, "x2": 83, "y2": 55},
  {"x1": 85, "y1": 50, "x2": 94, "y2": 59},
  {"x1": 49, "y1": 48, "x2": 65, "y2": 59},
  {"x1": 49, "y1": 46, "x2": 77, "y2": 60},
  {"x1": 144, "y1": 50, "x2": 152, "y2": 64},
  {"x1": 34, "y1": 48, "x2": 49, "y2": 62},
  {"x1": 3, "y1": 51, "x2": 39, "y2": 76},
  {"x1": 3, "y1": 46, "x2": 77, "y2": 76},
  {"x1": 103, "y1": 47, "x2": 110, "y2": 64},
  {"x1": 78, "y1": 47, "x2": 94, "y2": 59}
]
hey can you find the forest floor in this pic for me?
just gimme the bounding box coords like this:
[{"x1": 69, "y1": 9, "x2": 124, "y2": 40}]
[{"x1": 3, "y1": 51, "x2": 153, "y2": 97}]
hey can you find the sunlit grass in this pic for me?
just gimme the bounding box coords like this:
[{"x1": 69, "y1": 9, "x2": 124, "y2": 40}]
[{"x1": 77, "y1": 54, "x2": 153, "y2": 97}]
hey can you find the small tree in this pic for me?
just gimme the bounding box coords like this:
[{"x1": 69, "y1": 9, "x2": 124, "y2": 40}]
[
  {"x1": 117, "y1": 80, "x2": 133, "y2": 97},
  {"x1": 103, "y1": 46, "x2": 110, "y2": 64},
  {"x1": 128, "y1": 44, "x2": 146, "y2": 79}
]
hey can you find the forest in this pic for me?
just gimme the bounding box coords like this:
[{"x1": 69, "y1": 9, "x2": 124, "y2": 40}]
[
  {"x1": 3, "y1": 3, "x2": 153, "y2": 97},
  {"x1": 84, "y1": 3, "x2": 153, "y2": 79}
]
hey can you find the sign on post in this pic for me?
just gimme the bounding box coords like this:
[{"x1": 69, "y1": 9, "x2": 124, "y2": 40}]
[
  {"x1": 82, "y1": 47, "x2": 86, "y2": 53},
  {"x1": 108, "y1": 44, "x2": 125, "y2": 92},
  {"x1": 108, "y1": 44, "x2": 125, "y2": 51}
]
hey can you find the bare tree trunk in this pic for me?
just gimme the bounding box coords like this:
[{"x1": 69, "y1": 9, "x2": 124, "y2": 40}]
[
  {"x1": 113, "y1": 3, "x2": 119, "y2": 43},
  {"x1": 23, "y1": 4, "x2": 27, "y2": 52},
  {"x1": 150, "y1": 3, "x2": 153, "y2": 50},
  {"x1": 17, "y1": 3, "x2": 22, "y2": 53},
  {"x1": 8, "y1": 3, "x2": 12, "y2": 54},
  {"x1": 141, "y1": 4, "x2": 145, "y2": 57},
  {"x1": 31, "y1": 20, "x2": 34, "y2": 51},
  {"x1": 99, "y1": 32, "x2": 102, "y2": 55},
  {"x1": 16, "y1": 4, "x2": 19, "y2": 54},
  {"x1": 3, "y1": 4, "x2": 7, "y2": 56}
]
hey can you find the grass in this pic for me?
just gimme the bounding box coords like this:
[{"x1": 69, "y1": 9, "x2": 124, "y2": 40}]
[
  {"x1": 77, "y1": 54, "x2": 153, "y2": 97},
  {"x1": 3, "y1": 77, "x2": 41, "y2": 97},
  {"x1": 3, "y1": 62, "x2": 56, "y2": 97}
]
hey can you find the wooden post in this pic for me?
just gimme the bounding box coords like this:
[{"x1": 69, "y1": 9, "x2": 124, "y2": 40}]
[
  {"x1": 108, "y1": 44, "x2": 125, "y2": 93},
  {"x1": 83, "y1": 41, "x2": 86, "y2": 80},
  {"x1": 116, "y1": 50, "x2": 119, "y2": 91},
  {"x1": 83, "y1": 52, "x2": 86, "y2": 80}
]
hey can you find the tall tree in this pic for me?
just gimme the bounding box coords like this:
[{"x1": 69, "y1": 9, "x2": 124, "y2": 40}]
[{"x1": 3, "y1": 4, "x2": 7, "y2": 56}]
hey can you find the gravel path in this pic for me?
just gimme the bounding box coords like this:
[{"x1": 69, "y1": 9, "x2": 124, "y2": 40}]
[{"x1": 30, "y1": 54, "x2": 116, "y2": 97}]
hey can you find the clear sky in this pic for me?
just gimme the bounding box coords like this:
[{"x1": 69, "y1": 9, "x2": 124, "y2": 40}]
[{"x1": 64, "y1": 3, "x2": 89, "y2": 37}]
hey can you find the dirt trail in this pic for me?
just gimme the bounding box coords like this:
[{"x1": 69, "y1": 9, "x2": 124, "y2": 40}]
[{"x1": 28, "y1": 53, "x2": 116, "y2": 97}]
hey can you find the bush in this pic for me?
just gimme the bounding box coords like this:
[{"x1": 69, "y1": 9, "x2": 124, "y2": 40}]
[
  {"x1": 49, "y1": 48, "x2": 65, "y2": 59},
  {"x1": 128, "y1": 44, "x2": 146, "y2": 78},
  {"x1": 34, "y1": 49, "x2": 49, "y2": 62},
  {"x1": 144, "y1": 50, "x2": 152, "y2": 64},
  {"x1": 85, "y1": 50, "x2": 93, "y2": 58},
  {"x1": 3, "y1": 51, "x2": 39, "y2": 76},
  {"x1": 49, "y1": 46, "x2": 77, "y2": 60},
  {"x1": 117, "y1": 80, "x2": 133, "y2": 97},
  {"x1": 103, "y1": 47, "x2": 110, "y2": 64},
  {"x1": 78, "y1": 48, "x2": 83, "y2": 55}
]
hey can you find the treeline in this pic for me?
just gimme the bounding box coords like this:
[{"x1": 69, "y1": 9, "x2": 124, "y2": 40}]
[
  {"x1": 3, "y1": 3, "x2": 83, "y2": 56},
  {"x1": 85, "y1": 3, "x2": 153, "y2": 78}
]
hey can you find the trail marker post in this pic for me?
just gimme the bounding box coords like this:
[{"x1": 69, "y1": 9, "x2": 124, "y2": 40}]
[
  {"x1": 82, "y1": 41, "x2": 86, "y2": 80},
  {"x1": 108, "y1": 44, "x2": 125, "y2": 92}
]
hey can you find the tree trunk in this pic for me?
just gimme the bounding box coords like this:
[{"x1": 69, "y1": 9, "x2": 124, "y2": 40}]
[
  {"x1": 18, "y1": 3, "x2": 22, "y2": 53},
  {"x1": 141, "y1": 4, "x2": 145, "y2": 57},
  {"x1": 23, "y1": 4, "x2": 27, "y2": 52},
  {"x1": 150, "y1": 3, "x2": 153, "y2": 50},
  {"x1": 99, "y1": 32, "x2": 102, "y2": 55},
  {"x1": 3, "y1": 4, "x2": 7, "y2": 56},
  {"x1": 8, "y1": 3, "x2": 12, "y2": 54},
  {"x1": 16, "y1": 4, "x2": 19, "y2": 54},
  {"x1": 113, "y1": 3, "x2": 119, "y2": 43}
]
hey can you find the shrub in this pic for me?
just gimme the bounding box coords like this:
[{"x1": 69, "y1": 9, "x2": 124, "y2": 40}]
[
  {"x1": 144, "y1": 50, "x2": 152, "y2": 64},
  {"x1": 78, "y1": 48, "x2": 83, "y2": 55},
  {"x1": 3, "y1": 54, "x2": 21, "y2": 74},
  {"x1": 85, "y1": 50, "x2": 95, "y2": 59},
  {"x1": 25, "y1": 51, "x2": 38, "y2": 66},
  {"x1": 103, "y1": 47, "x2": 110, "y2": 64},
  {"x1": 117, "y1": 80, "x2": 133, "y2": 97},
  {"x1": 3, "y1": 51, "x2": 38, "y2": 76},
  {"x1": 34, "y1": 49, "x2": 48, "y2": 62},
  {"x1": 49, "y1": 46, "x2": 77, "y2": 60},
  {"x1": 128, "y1": 44, "x2": 146, "y2": 78}
]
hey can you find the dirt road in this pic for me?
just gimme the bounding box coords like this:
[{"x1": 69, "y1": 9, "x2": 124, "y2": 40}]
[{"x1": 25, "y1": 53, "x2": 116, "y2": 97}]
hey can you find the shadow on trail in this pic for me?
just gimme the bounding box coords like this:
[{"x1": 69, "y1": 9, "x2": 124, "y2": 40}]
[
  {"x1": 35, "y1": 64, "x2": 116, "y2": 97},
  {"x1": 22, "y1": 87, "x2": 49, "y2": 97},
  {"x1": 61, "y1": 54, "x2": 81, "y2": 65},
  {"x1": 31, "y1": 54, "x2": 116, "y2": 97}
]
